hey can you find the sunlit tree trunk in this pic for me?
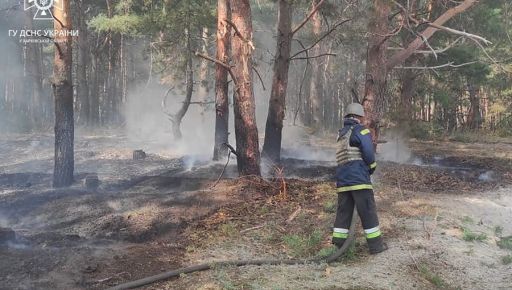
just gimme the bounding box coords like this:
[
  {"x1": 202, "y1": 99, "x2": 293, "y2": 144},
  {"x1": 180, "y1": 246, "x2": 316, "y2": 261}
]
[
  {"x1": 230, "y1": 0, "x2": 261, "y2": 176},
  {"x1": 76, "y1": 0, "x2": 90, "y2": 126},
  {"x1": 309, "y1": 0, "x2": 323, "y2": 131},
  {"x1": 52, "y1": 0, "x2": 74, "y2": 187},
  {"x1": 362, "y1": 0, "x2": 390, "y2": 147},
  {"x1": 213, "y1": 0, "x2": 231, "y2": 161},
  {"x1": 262, "y1": 0, "x2": 292, "y2": 163},
  {"x1": 198, "y1": 27, "x2": 210, "y2": 119}
]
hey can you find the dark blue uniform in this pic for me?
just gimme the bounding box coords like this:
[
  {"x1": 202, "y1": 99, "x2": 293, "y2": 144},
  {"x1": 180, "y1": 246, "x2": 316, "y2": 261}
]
[{"x1": 332, "y1": 118, "x2": 385, "y2": 254}]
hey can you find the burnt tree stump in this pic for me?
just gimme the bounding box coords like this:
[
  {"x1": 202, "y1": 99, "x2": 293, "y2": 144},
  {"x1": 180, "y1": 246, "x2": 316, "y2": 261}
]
[
  {"x1": 133, "y1": 150, "x2": 146, "y2": 160},
  {"x1": 0, "y1": 227, "x2": 15, "y2": 244},
  {"x1": 84, "y1": 174, "x2": 100, "y2": 190}
]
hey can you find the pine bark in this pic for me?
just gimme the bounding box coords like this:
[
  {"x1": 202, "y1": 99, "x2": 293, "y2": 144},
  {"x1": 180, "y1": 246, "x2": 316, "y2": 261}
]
[
  {"x1": 362, "y1": 0, "x2": 390, "y2": 147},
  {"x1": 230, "y1": 0, "x2": 261, "y2": 176},
  {"x1": 213, "y1": 0, "x2": 231, "y2": 161},
  {"x1": 198, "y1": 27, "x2": 210, "y2": 118},
  {"x1": 309, "y1": 0, "x2": 324, "y2": 131},
  {"x1": 467, "y1": 83, "x2": 481, "y2": 129},
  {"x1": 52, "y1": 0, "x2": 74, "y2": 188},
  {"x1": 76, "y1": 0, "x2": 90, "y2": 126},
  {"x1": 262, "y1": 0, "x2": 292, "y2": 163}
]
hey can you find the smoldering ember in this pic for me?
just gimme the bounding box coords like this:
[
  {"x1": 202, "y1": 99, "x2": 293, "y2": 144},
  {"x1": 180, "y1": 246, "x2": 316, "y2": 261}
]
[{"x1": 1, "y1": 1, "x2": 512, "y2": 289}]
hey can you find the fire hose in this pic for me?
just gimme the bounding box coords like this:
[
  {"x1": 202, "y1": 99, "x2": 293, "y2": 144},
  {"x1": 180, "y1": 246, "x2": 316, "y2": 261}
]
[{"x1": 107, "y1": 209, "x2": 358, "y2": 290}]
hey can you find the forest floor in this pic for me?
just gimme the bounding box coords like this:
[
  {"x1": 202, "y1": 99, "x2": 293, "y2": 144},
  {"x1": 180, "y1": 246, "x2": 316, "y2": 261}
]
[{"x1": 0, "y1": 132, "x2": 511, "y2": 290}]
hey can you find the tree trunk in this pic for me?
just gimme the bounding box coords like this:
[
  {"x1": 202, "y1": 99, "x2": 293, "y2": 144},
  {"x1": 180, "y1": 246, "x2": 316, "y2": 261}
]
[
  {"x1": 213, "y1": 0, "x2": 231, "y2": 161},
  {"x1": 89, "y1": 51, "x2": 100, "y2": 126},
  {"x1": 399, "y1": 69, "x2": 416, "y2": 123},
  {"x1": 309, "y1": 0, "x2": 324, "y2": 132},
  {"x1": 76, "y1": 0, "x2": 90, "y2": 126},
  {"x1": 261, "y1": 0, "x2": 292, "y2": 163},
  {"x1": 230, "y1": 0, "x2": 261, "y2": 176},
  {"x1": 467, "y1": 83, "x2": 481, "y2": 129},
  {"x1": 171, "y1": 30, "x2": 194, "y2": 140},
  {"x1": 52, "y1": 0, "x2": 74, "y2": 188},
  {"x1": 198, "y1": 27, "x2": 210, "y2": 119},
  {"x1": 24, "y1": 9, "x2": 44, "y2": 128},
  {"x1": 362, "y1": 0, "x2": 390, "y2": 147}
]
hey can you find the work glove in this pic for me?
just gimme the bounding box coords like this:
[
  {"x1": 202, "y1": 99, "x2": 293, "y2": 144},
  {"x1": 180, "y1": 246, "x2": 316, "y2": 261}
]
[{"x1": 369, "y1": 167, "x2": 376, "y2": 175}]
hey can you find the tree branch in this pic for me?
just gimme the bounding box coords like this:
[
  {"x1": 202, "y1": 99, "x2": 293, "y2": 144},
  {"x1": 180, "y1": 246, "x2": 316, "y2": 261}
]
[
  {"x1": 225, "y1": 18, "x2": 255, "y2": 50},
  {"x1": 395, "y1": 60, "x2": 478, "y2": 70},
  {"x1": 252, "y1": 66, "x2": 266, "y2": 91},
  {"x1": 194, "y1": 52, "x2": 237, "y2": 85},
  {"x1": 289, "y1": 18, "x2": 351, "y2": 60},
  {"x1": 291, "y1": 0, "x2": 327, "y2": 36},
  {"x1": 291, "y1": 53, "x2": 336, "y2": 61},
  {"x1": 426, "y1": 23, "x2": 492, "y2": 45},
  {"x1": 387, "y1": 37, "x2": 463, "y2": 54},
  {"x1": 386, "y1": 0, "x2": 479, "y2": 70}
]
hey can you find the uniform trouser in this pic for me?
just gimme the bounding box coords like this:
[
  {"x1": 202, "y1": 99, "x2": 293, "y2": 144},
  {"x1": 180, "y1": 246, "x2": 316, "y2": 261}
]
[{"x1": 332, "y1": 189, "x2": 382, "y2": 246}]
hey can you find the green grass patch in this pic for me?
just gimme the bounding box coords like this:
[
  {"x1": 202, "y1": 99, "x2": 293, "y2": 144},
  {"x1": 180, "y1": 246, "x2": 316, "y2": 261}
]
[
  {"x1": 323, "y1": 200, "x2": 337, "y2": 213},
  {"x1": 317, "y1": 245, "x2": 337, "y2": 258},
  {"x1": 461, "y1": 216, "x2": 474, "y2": 224},
  {"x1": 494, "y1": 225, "x2": 504, "y2": 236},
  {"x1": 283, "y1": 230, "x2": 323, "y2": 257},
  {"x1": 219, "y1": 222, "x2": 237, "y2": 238},
  {"x1": 462, "y1": 227, "x2": 487, "y2": 242},
  {"x1": 497, "y1": 236, "x2": 512, "y2": 251},
  {"x1": 419, "y1": 264, "x2": 447, "y2": 288},
  {"x1": 501, "y1": 255, "x2": 512, "y2": 265}
]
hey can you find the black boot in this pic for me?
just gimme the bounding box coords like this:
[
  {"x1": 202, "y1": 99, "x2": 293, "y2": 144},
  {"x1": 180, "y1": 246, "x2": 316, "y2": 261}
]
[
  {"x1": 367, "y1": 236, "x2": 388, "y2": 254},
  {"x1": 332, "y1": 237, "x2": 346, "y2": 249}
]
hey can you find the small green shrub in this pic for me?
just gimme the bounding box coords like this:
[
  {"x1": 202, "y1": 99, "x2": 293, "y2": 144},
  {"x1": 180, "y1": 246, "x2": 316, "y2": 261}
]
[
  {"x1": 419, "y1": 264, "x2": 447, "y2": 288},
  {"x1": 323, "y1": 200, "x2": 337, "y2": 213},
  {"x1": 283, "y1": 230, "x2": 323, "y2": 257},
  {"x1": 462, "y1": 227, "x2": 487, "y2": 242},
  {"x1": 461, "y1": 216, "x2": 474, "y2": 224},
  {"x1": 219, "y1": 222, "x2": 237, "y2": 238},
  {"x1": 317, "y1": 246, "x2": 337, "y2": 258},
  {"x1": 494, "y1": 225, "x2": 504, "y2": 236},
  {"x1": 501, "y1": 255, "x2": 512, "y2": 265},
  {"x1": 497, "y1": 236, "x2": 512, "y2": 251}
]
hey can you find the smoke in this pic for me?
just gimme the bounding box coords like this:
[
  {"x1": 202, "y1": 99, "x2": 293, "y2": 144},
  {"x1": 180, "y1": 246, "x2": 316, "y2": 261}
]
[{"x1": 377, "y1": 130, "x2": 413, "y2": 163}]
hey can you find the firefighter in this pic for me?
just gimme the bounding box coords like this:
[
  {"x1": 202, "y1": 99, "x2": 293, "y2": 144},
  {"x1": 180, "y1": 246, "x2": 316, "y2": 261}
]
[{"x1": 332, "y1": 103, "x2": 387, "y2": 254}]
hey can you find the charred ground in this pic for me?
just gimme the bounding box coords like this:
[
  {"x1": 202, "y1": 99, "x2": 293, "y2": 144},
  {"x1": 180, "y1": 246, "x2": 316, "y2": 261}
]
[{"x1": 1, "y1": 134, "x2": 512, "y2": 289}]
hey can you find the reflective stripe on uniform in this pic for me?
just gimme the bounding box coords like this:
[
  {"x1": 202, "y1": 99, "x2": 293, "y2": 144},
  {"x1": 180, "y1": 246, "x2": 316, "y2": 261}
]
[
  {"x1": 360, "y1": 129, "x2": 370, "y2": 135},
  {"x1": 333, "y1": 232, "x2": 349, "y2": 239},
  {"x1": 334, "y1": 228, "x2": 349, "y2": 233},
  {"x1": 364, "y1": 226, "x2": 380, "y2": 234},
  {"x1": 370, "y1": 162, "x2": 377, "y2": 169},
  {"x1": 366, "y1": 230, "x2": 382, "y2": 239},
  {"x1": 364, "y1": 226, "x2": 382, "y2": 239},
  {"x1": 337, "y1": 184, "x2": 373, "y2": 192}
]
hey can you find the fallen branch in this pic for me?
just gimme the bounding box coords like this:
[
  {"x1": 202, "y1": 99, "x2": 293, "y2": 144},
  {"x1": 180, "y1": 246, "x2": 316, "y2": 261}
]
[
  {"x1": 286, "y1": 206, "x2": 302, "y2": 224},
  {"x1": 240, "y1": 225, "x2": 265, "y2": 234}
]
